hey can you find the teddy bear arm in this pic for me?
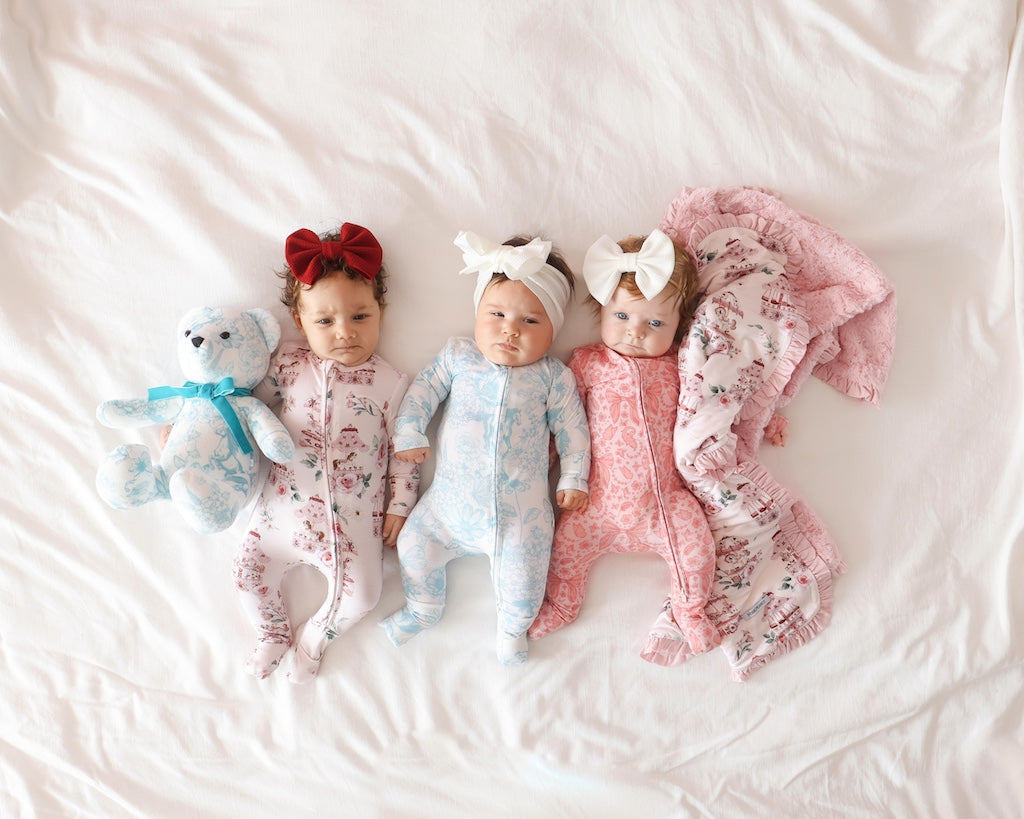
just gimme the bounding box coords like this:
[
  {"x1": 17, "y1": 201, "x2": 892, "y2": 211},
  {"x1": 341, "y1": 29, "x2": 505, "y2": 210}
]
[
  {"x1": 240, "y1": 400, "x2": 295, "y2": 464},
  {"x1": 97, "y1": 397, "x2": 184, "y2": 428}
]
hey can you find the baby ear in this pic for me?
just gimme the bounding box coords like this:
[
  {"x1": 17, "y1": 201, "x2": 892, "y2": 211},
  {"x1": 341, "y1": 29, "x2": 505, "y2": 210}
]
[{"x1": 245, "y1": 308, "x2": 282, "y2": 352}]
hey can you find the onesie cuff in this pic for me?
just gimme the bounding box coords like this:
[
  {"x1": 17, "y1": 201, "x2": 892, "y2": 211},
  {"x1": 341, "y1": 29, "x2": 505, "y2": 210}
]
[
  {"x1": 555, "y1": 475, "x2": 588, "y2": 494},
  {"x1": 393, "y1": 432, "x2": 429, "y2": 453}
]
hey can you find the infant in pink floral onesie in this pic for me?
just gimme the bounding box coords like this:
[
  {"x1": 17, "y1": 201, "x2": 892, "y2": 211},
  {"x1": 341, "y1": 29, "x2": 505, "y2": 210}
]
[
  {"x1": 234, "y1": 223, "x2": 418, "y2": 683},
  {"x1": 529, "y1": 230, "x2": 720, "y2": 656}
]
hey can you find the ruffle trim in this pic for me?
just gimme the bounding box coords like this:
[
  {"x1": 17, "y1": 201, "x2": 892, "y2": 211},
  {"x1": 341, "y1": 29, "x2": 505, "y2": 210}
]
[
  {"x1": 688, "y1": 211, "x2": 806, "y2": 283},
  {"x1": 727, "y1": 462, "x2": 845, "y2": 682},
  {"x1": 813, "y1": 359, "x2": 885, "y2": 406},
  {"x1": 687, "y1": 212, "x2": 815, "y2": 452},
  {"x1": 642, "y1": 463, "x2": 847, "y2": 680}
]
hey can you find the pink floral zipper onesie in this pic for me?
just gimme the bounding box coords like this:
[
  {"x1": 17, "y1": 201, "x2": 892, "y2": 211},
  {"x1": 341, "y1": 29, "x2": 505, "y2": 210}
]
[
  {"x1": 528, "y1": 343, "x2": 720, "y2": 656},
  {"x1": 233, "y1": 341, "x2": 418, "y2": 680}
]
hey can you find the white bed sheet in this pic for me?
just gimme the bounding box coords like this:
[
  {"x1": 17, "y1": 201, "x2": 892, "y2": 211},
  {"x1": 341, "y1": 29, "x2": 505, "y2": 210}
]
[{"x1": 2, "y1": 1, "x2": 1023, "y2": 816}]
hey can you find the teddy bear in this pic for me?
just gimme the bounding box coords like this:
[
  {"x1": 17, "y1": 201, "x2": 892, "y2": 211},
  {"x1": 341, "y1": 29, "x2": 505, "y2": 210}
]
[{"x1": 96, "y1": 306, "x2": 295, "y2": 534}]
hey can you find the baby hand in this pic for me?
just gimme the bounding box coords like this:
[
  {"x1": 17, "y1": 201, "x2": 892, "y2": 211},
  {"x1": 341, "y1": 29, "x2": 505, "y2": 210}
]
[
  {"x1": 556, "y1": 489, "x2": 589, "y2": 512},
  {"x1": 396, "y1": 447, "x2": 430, "y2": 464},
  {"x1": 765, "y1": 413, "x2": 788, "y2": 447},
  {"x1": 382, "y1": 513, "x2": 407, "y2": 547}
]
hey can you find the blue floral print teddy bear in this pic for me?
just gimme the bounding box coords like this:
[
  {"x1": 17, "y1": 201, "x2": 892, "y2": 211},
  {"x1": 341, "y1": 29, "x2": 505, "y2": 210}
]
[{"x1": 96, "y1": 306, "x2": 295, "y2": 534}]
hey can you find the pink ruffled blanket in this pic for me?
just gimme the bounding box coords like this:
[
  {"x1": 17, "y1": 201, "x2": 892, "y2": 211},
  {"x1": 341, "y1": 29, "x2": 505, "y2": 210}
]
[
  {"x1": 663, "y1": 186, "x2": 896, "y2": 410},
  {"x1": 651, "y1": 185, "x2": 896, "y2": 679}
]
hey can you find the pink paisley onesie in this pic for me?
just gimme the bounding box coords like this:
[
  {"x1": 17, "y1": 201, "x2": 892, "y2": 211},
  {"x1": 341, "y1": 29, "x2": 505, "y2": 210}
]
[
  {"x1": 233, "y1": 341, "x2": 419, "y2": 678},
  {"x1": 528, "y1": 343, "x2": 720, "y2": 655}
]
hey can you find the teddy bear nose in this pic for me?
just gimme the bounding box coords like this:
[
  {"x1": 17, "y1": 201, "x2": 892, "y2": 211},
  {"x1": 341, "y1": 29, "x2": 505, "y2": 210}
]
[{"x1": 191, "y1": 335, "x2": 205, "y2": 349}]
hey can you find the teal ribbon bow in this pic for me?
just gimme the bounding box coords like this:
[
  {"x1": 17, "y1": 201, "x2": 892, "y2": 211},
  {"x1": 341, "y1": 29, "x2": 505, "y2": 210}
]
[{"x1": 148, "y1": 377, "x2": 254, "y2": 454}]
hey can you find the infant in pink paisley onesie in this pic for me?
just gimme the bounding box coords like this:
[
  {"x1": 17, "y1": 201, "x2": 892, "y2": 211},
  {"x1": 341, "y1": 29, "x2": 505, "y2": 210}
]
[{"x1": 529, "y1": 230, "x2": 720, "y2": 656}]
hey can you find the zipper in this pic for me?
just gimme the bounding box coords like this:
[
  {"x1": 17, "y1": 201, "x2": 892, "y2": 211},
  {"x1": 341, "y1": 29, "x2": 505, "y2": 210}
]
[
  {"x1": 320, "y1": 359, "x2": 343, "y2": 624},
  {"x1": 632, "y1": 357, "x2": 686, "y2": 597},
  {"x1": 491, "y1": 366, "x2": 509, "y2": 601}
]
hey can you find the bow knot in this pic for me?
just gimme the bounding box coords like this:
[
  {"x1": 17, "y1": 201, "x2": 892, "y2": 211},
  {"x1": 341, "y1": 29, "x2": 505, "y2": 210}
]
[
  {"x1": 285, "y1": 222, "x2": 383, "y2": 285},
  {"x1": 148, "y1": 377, "x2": 254, "y2": 454},
  {"x1": 582, "y1": 229, "x2": 676, "y2": 305},
  {"x1": 454, "y1": 232, "x2": 552, "y2": 281},
  {"x1": 453, "y1": 231, "x2": 571, "y2": 335}
]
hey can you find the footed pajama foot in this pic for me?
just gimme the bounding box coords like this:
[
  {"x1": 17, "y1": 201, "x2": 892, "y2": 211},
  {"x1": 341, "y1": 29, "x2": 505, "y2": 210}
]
[
  {"x1": 285, "y1": 643, "x2": 322, "y2": 684},
  {"x1": 639, "y1": 605, "x2": 695, "y2": 667},
  {"x1": 245, "y1": 639, "x2": 291, "y2": 679},
  {"x1": 380, "y1": 606, "x2": 435, "y2": 646},
  {"x1": 526, "y1": 599, "x2": 574, "y2": 640},
  {"x1": 496, "y1": 632, "x2": 528, "y2": 666},
  {"x1": 678, "y1": 611, "x2": 721, "y2": 655}
]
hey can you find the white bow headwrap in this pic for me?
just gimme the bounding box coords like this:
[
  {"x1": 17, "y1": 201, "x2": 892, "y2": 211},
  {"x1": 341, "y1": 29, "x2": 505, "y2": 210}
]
[
  {"x1": 582, "y1": 228, "x2": 676, "y2": 305},
  {"x1": 454, "y1": 231, "x2": 571, "y2": 335}
]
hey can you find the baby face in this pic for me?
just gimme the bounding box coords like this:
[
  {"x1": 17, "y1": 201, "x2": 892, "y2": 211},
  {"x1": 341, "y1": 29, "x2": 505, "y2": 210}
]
[
  {"x1": 474, "y1": 279, "x2": 554, "y2": 367},
  {"x1": 600, "y1": 285, "x2": 681, "y2": 358},
  {"x1": 293, "y1": 273, "x2": 381, "y2": 366}
]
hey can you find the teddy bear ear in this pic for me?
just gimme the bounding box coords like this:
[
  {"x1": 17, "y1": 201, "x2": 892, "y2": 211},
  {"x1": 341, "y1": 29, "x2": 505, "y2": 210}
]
[{"x1": 244, "y1": 308, "x2": 281, "y2": 351}]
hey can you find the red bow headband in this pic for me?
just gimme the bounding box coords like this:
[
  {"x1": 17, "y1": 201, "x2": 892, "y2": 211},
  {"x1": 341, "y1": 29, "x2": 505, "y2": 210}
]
[{"x1": 285, "y1": 222, "x2": 383, "y2": 285}]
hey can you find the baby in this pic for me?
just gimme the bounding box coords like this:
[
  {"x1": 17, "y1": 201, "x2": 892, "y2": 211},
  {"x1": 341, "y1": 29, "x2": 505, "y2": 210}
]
[
  {"x1": 233, "y1": 222, "x2": 418, "y2": 682},
  {"x1": 528, "y1": 230, "x2": 720, "y2": 656},
  {"x1": 380, "y1": 231, "x2": 590, "y2": 665}
]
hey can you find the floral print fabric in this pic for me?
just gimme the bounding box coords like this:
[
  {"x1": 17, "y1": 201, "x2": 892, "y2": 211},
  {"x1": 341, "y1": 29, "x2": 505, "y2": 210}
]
[
  {"x1": 643, "y1": 218, "x2": 844, "y2": 680},
  {"x1": 380, "y1": 337, "x2": 590, "y2": 665},
  {"x1": 234, "y1": 342, "x2": 418, "y2": 679}
]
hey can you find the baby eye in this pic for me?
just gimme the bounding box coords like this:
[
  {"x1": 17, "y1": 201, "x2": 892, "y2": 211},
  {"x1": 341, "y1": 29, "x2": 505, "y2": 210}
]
[
  {"x1": 615, "y1": 312, "x2": 628, "y2": 320},
  {"x1": 524, "y1": 317, "x2": 539, "y2": 325},
  {"x1": 649, "y1": 320, "x2": 664, "y2": 328},
  {"x1": 316, "y1": 318, "x2": 332, "y2": 326},
  {"x1": 352, "y1": 313, "x2": 368, "y2": 321}
]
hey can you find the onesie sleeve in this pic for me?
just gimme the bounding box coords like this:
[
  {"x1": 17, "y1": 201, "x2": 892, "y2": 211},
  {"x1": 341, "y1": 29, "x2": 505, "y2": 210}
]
[
  {"x1": 384, "y1": 372, "x2": 420, "y2": 517},
  {"x1": 393, "y1": 338, "x2": 456, "y2": 453},
  {"x1": 547, "y1": 357, "x2": 591, "y2": 494}
]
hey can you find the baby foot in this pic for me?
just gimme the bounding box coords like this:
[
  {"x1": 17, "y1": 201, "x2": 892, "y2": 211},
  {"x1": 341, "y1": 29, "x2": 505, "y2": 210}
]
[
  {"x1": 496, "y1": 632, "x2": 528, "y2": 666},
  {"x1": 285, "y1": 642, "x2": 322, "y2": 685},
  {"x1": 244, "y1": 639, "x2": 291, "y2": 679},
  {"x1": 380, "y1": 607, "x2": 430, "y2": 646},
  {"x1": 678, "y1": 611, "x2": 722, "y2": 655},
  {"x1": 526, "y1": 599, "x2": 572, "y2": 640},
  {"x1": 639, "y1": 604, "x2": 695, "y2": 667}
]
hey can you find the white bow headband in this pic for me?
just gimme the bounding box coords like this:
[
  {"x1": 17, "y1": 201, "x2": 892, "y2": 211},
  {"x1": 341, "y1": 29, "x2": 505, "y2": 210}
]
[
  {"x1": 454, "y1": 231, "x2": 571, "y2": 335},
  {"x1": 581, "y1": 228, "x2": 676, "y2": 305}
]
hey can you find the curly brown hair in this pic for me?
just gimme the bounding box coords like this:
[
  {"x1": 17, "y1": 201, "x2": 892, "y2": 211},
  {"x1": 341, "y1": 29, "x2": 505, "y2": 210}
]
[{"x1": 278, "y1": 227, "x2": 389, "y2": 315}]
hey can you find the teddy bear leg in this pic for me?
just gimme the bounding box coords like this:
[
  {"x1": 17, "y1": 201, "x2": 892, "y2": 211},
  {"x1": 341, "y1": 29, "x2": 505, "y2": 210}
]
[
  {"x1": 168, "y1": 467, "x2": 246, "y2": 534},
  {"x1": 96, "y1": 444, "x2": 168, "y2": 510}
]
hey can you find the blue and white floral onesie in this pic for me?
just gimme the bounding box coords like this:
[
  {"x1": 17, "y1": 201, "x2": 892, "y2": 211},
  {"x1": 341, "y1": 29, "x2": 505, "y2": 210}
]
[
  {"x1": 380, "y1": 336, "x2": 591, "y2": 665},
  {"x1": 234, "y1": 341, "x2": 419, "y2": 681}
]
